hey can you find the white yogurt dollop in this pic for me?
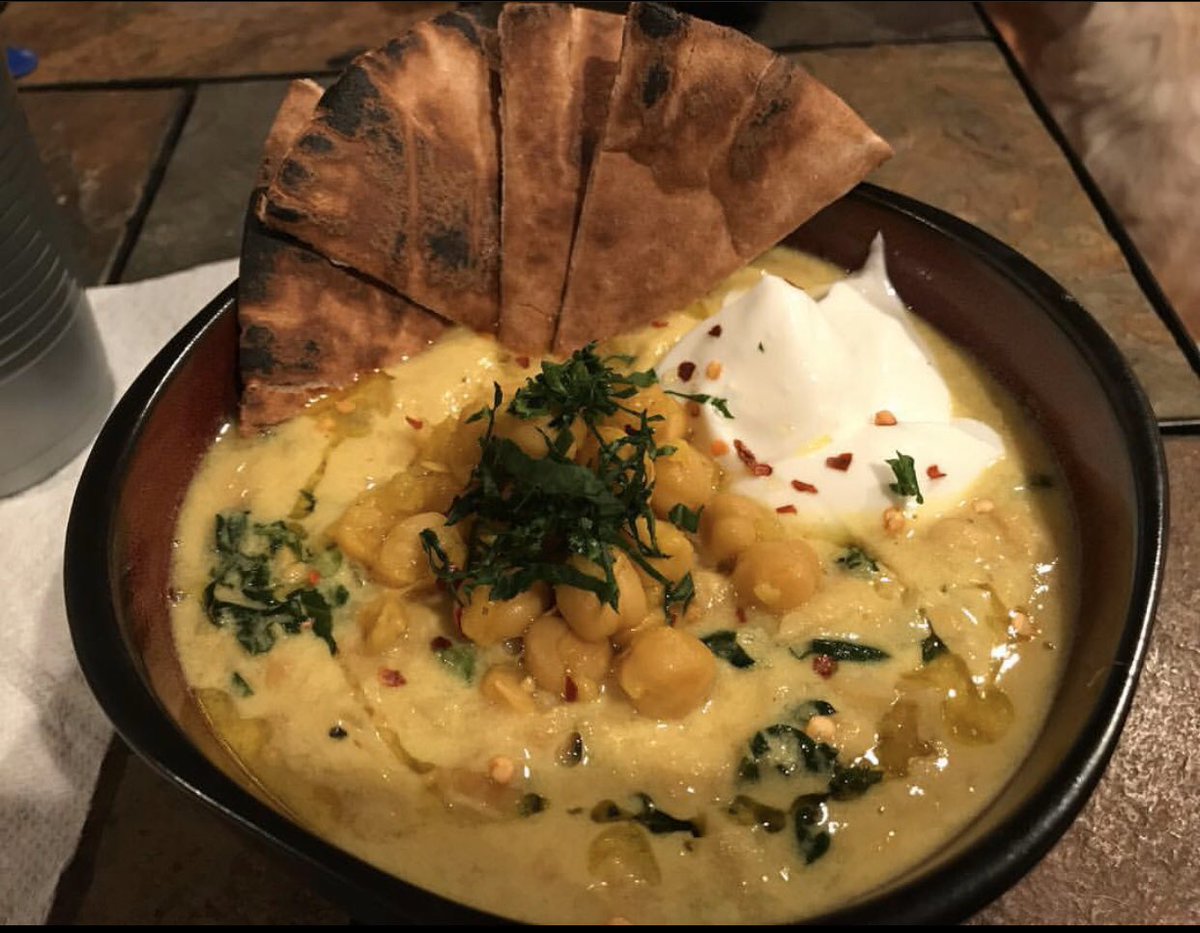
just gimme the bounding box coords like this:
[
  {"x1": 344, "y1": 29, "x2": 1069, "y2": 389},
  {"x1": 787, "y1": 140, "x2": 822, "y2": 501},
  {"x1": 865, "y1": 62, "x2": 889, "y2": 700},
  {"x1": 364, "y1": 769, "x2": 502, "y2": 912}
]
[{"x1": 657, "y1": 236, "x2": 1004, "y2": 530}]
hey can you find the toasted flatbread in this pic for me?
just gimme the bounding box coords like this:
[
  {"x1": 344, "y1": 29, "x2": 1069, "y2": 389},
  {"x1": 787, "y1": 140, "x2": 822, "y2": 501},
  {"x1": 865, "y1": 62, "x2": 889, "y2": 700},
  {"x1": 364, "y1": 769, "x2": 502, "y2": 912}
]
[
  {"x1": 256, "y1": 78, "x2": 323, "y2": 188},
  {"x1": 498, "y1": 4, "x2": 622, "y2": 353},
  {"x1": 239, "y1": 83, "x2": 447, "y2": 433},
  {"x1": 259, "y1": 11, "x2": 501, "y2": 332},
  {"x1": 554, "y1": 2, "x2": 892, "y2": 352}
]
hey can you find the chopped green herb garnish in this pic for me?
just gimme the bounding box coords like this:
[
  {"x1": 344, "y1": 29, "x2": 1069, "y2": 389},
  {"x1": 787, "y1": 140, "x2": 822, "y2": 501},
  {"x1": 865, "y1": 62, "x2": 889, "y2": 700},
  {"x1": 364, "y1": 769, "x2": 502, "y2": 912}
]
[
  {"x1": 289, "y1": 488, "x2": 316, "y2": 519},
  {"x1": 835, "y1": 545, "x2": 878, "y2": 576},
  {"x1": 790, "y1": 700, "x2": 836, "y2": 724},
  {"x1": 422, "y1": 346, "x2": 698, "y2": 618},
  {"x1": 790, "y1": 638, "x2": 890, "y2": 663},
  {"x1": 203, "y1": 511, "x2": 343, "y2": 656},
  {"x1": 434, "y1": 641, "x2": 476, "y2": 682},
  {"x1": 885, "y1": 450, "x2": 924, "y2": 503},
  {"x1": 667, "y1": 502, "x2": 703, "y2": 533},
  {"x1": 328, "y1": 724, "x2": 347, "y2": 740},
  {"x1": 230, "y1": 672, "x2": 253, "y2": 697},
  {"x1": 757, "y1": 342, "x2": 765, "y2": 353},
  {"x1": 518, "y1": 793, "x2": 548, "y2": 816},
  {"x1": 738, "y1": 724, "x2": 838, "y2": 783},
  {"x1": 921, "y1": 617, "x2": 949, "y2": 663},
  {"x1": 591, "y1": 794, "x2": 705, "y2": 837},
  {"x1": 791, "y1": 794, "x2": 831, "y2": 864},
  {"x1": 828, "y1": 763, "x2": 884, "y2": 801},
  {"x1": 701, "y1": 630, "x2": 756, "y2": 668},
  {"x1": 559, "y1": 731, "x2": 588, "y2": 767},
  {"x1": 664, "y1": 390, "x2": 734, "y2": 419},
  {"x1": 727, "y1": 794, "x2": 787, "y2": 833}
]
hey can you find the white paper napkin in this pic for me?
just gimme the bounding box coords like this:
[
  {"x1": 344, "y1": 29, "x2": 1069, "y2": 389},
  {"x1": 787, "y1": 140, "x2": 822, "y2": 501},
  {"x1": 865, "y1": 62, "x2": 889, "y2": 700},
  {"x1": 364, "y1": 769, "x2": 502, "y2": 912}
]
[{"x1": 0, "y1": 259, "x2": 238, "y2": 924}]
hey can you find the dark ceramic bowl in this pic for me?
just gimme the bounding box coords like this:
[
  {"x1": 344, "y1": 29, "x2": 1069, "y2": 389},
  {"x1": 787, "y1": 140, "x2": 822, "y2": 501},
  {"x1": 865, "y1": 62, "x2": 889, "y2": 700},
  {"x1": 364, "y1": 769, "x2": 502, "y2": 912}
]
[{"x1": 64, "y1": 184, "x2": 1166, "y2": 923}]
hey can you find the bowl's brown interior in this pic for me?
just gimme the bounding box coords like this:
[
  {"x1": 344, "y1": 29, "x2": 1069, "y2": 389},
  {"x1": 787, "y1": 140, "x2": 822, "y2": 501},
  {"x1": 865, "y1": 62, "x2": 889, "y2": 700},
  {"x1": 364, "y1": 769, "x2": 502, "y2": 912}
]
[{"x1": 96, "y1": 187, "x2": 1157, "y2": 920}]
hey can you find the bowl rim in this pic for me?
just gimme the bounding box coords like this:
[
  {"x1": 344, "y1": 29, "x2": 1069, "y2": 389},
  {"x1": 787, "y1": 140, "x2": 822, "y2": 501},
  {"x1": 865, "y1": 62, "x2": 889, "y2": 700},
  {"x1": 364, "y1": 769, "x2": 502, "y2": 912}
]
[{"x1": 64, "y1": 182, "x2": 1167, "y2": 924}]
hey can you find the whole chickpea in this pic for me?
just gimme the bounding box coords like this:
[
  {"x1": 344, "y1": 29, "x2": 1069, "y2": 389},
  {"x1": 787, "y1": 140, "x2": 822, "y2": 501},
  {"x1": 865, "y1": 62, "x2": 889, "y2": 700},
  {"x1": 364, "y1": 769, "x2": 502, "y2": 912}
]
[
  {"x1": 459, "y1": 584, "x2": 549, "y2": 646},
  {"x1": 627, "y1": 516, "x2": 695, "y2": 585},
  {"x1": 577, "y1": 425, "x2": 656, "y2": 483},
  {"x1": 700, "y1": 493, "x2": 778, "y2": 566},
  {"x1": 602, "y1": 385, "x2": 687, "y2": 443},
  {"x1": 523, "y1": 613, "x2": 613, "y2": 701},
  {"x1": 555, "y1": 552, "x2": 647, "y2": 642},
  {"x1": 732, "y1": 539, "x2": 822, "y2": 612},
  {"x1": 495, "y1": 412, "x2": 582, "y2": 460},
  {"x1": 374, "y1": 512, "x2": 466, "y2": 589},
  {"x1": 650, "y1": 440, "x2": 719, "y2": 517},
  {"x1": 615, "y1": 626, "x2": 716, "y2": 719}
]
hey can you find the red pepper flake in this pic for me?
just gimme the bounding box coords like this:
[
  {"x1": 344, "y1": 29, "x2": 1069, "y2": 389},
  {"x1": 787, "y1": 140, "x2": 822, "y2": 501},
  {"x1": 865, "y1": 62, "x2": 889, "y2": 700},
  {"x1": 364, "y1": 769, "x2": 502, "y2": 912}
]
[
  {"x1": 825, "y1": 452, "x2": 853, "y2": 471},
  {"x1": 791, "y1": 480, "x2": 818, "y2": 494},
  {"x1": 776, "y1": 504, "x2": 797, "y2": 514},
  {"x1": 623, "y1": 424, "x2": 638, "y2": 436},
  {"x1": 687, "y1": 402, "x2": 702, "y2": 417},
  {"x1": 563, "y1": 675, "x2": 579, "y2": 702},
  {"x1": 406, "y1": 416, "x2": 424, "y2": 430},
  {"x1": 430, "y1": 635, "x2": 453, "y2": 652},
  {"x1": 651, "y1": 320, "x2": 669, "y2": 328},
  {"x1": 927, "y1": 464, "x2": 947, "y2": 479},
  {"x1": 300, "y1": 619, "x2": 313, "y2": 631},
  {"x1": 708, "y1": 324, "x2": 723, "y2": 337},
  {"x1": 677, "y1": 360, "x2": 696, "y2": 382},
  {"x1": 873, "y1": 410, "x2": 898, "y2": 426},
  {"x1": 515, "y1": 355, "x2": 531, "y2": 368},
  {"x1": 378, "y1": 667, "x2": 407, "y2": 687},
  {"x1": 710, "y1": 439, "x2": 730, "y2": 457},
  {"x1": 733, "y1": 439, "x2": 773, "y2": 477},
  {"x1": 736, "y1": 607, "x2": 747, "y2": 625},
  {"x1": 812, "y1": 655, "x2": 838, "y2": 679},
  {"x1": 307, "y1": 569, "x2": 321, "y2": 586}
]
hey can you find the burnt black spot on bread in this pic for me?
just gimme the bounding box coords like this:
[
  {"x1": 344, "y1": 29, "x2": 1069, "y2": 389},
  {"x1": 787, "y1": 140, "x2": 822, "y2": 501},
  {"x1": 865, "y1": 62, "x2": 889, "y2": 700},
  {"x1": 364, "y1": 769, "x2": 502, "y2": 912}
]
[
  {"x1": 751, "y1": 96, "x2": 791, "y2": 128},
  {"x1": 296, "y1": 133, "x2": 333, "y2": 155},
  {"x1": 239, "y1": 200, "x2": 283, "y2": 305},
  {"x1": 279, "y1": 159, "x2": 311, "y2": 189},
  {"x1": 643, "y1": 60, "x2": 670, "y2": 108},
  {"x1": 365, "y1": 125, "x2": 404, "y2": 154},
  {"x1": 240, "y1": 324, "x2": 279, "y2": 376},
  {"x1": 635, "y1": 2, "x2": 684, "y2": 39},
  {"x1": 382, "y1": 33, "x2": 417, "y2": 62},
  {"x1": 434, "y1": 10, "x2": 481, "y2": 47},
  {"x1": 264, "y1": 201, "x2": 305, "y2": 225},
  {"x1": 319, "y1": 64, "x2": 380, "y2": 137},
  {"x1": 427, "y1": 226, "x2": 471, "y2": 271}
]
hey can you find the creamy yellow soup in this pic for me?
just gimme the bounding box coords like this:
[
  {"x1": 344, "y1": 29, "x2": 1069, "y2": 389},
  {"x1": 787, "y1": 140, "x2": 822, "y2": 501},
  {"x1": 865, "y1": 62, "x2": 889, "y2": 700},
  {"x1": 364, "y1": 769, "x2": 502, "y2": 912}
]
[{"x1": 170, "y1": 250, "x2": 1076, "y2": 923}]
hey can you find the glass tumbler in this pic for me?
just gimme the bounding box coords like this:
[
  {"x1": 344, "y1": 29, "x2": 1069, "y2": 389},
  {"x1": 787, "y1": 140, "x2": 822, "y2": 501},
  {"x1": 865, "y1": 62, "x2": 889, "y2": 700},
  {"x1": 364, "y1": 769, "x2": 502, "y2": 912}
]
[{"x1": 0, "y1": 58, "x2": 113, "y2": 496}]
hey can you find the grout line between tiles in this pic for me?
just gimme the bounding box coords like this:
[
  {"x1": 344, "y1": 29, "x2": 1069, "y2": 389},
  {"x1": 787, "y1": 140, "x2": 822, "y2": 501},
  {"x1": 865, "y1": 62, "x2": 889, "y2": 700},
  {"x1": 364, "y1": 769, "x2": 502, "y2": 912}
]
[
  {"x1": 1159, "y1": 419, "x2": 1200, "y2": 437},
  {"x1": 104, "y1": 85, "x2": 197, "y2": 285},
  {"x1": 773, "y1": 32, "x2": 991, "y2": 56},
  {"x1": 975, "y1": 2, "x2": 1200, "y2": 386}
]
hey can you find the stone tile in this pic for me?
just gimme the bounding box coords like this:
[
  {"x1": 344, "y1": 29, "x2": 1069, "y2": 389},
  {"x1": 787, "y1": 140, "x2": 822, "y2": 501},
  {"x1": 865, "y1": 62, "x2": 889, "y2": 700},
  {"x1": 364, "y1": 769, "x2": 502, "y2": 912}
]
[
  {"x1": 796, "y1": 43, "x2": 1200, "y2": 419},
  {"x1": 121, "y1": 80, "x2": 312, "y2": 282},
  {"x1": 19, "y1": 88, "x2": 185, "y2": 285},
  {"x1": 2, "y1": 2, "x2": 455, "y2": 86},
  {"x1": 50, "y1": 742, "x2": 347, "y2": 924},
  {"x1": 749, "y1": 1, "x2": 985, "y2": 49},
  {"x1": 974, "y1": 436, "x2": 1200, "y2": 923}
]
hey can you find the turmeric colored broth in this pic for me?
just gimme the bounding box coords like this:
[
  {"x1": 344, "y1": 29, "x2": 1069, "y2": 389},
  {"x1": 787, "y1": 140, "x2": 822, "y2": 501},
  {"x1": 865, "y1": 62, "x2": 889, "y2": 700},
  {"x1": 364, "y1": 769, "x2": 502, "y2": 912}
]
[{"x1": 170, "y1": 250, "x2": 1076, "y2": 923}]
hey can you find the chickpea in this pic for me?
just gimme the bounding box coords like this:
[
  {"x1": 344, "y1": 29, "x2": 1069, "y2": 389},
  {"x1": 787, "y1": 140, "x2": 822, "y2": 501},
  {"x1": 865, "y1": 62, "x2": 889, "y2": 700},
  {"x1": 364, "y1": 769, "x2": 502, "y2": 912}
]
[
  {"x1": 602, "y1": 385, "x2": 687, "y2": 443},
  {"x1": 577, "y1": 425, "x2": 656, "y2": 483},
  {"x1": 481, "y1": 665, "x2": 537, "y2": 713},
  {"x1": 650, "y1": 440, "x2": 719, "y2": 518},
  {"x1": 523, "y1": 613, "x2": 613, "y2": 701},
  {"x1": 374, "y1": 512, "x2": 466, "y2": 589},
  {"x1": 495, "y1": 412, "x2": 582, "y2": 460},
  {"x1": 459, "y1": 584, "x2": 549, "y2": 646},
  {"x1": 615, "y1": 627, "x2": 716, "y2": 719},
  {"x1": 627, "y1": 517, "x2": 695, "y2": 585},
  {"x1": 555, "y1": 553, "x2": 647, "y2": 642},
  {"x1": 700, "y1": 493, "x2": 778, "y2": 566},
  {"x1": 356, "y1": 592, "x2": 408, "y2": 655},
  {"x1": 731, "y1": 539, "x2": 822, "y2": 612},
  {"x1": 331, "y1": 494, "x2": 390, "y2": 566}
]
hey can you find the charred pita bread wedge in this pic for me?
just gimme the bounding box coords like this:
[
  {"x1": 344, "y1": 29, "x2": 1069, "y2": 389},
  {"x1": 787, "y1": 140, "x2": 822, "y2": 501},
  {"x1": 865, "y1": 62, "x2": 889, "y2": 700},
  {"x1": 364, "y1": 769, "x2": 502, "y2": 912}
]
[
  {"x1": 555, "y1": 1, "x2": 892, "y2": 352},
  {"x1": 260, "y1": 11, "x2": 500, "y2": 332},
  {"x1": 256, "y1": 78, "x2": 323, "y2": 188},
  {"x1": 498, "y1": 4, "x2": 622, "y2": 353},
  {"x1": 239, "y1": 83, "x2": 446, "y2": 433}
]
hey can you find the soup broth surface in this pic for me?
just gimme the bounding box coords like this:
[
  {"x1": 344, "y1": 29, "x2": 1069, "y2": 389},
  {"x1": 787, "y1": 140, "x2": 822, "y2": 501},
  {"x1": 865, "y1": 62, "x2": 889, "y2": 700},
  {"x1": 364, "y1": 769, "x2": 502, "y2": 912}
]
[{"x1": 170, "y1": 249, "x2": 1076, "y2": 923}]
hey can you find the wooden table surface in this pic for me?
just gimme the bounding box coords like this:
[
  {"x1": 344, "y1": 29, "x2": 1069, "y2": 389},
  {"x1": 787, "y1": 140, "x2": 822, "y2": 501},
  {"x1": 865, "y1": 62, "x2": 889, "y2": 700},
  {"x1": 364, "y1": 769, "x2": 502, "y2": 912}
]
[{"x1": 4, "y1": 1, "x2": 1197, "y2": 923}]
